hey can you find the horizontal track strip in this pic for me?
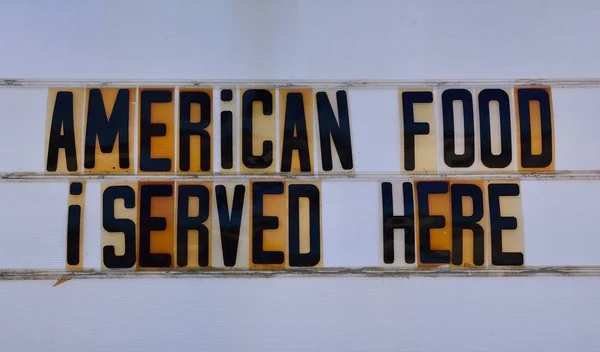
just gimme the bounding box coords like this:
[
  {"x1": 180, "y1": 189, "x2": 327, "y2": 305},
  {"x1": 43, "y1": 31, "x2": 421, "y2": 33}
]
[
  {"x1": 3, "y1": 171, "x2": 600, "y2": 181},
  {"x1": 5, "y1": 78, "x2": 600, "y2": 88},
  {"x1": 4, "y1": 267, "x2": 600, "y2": 281}
]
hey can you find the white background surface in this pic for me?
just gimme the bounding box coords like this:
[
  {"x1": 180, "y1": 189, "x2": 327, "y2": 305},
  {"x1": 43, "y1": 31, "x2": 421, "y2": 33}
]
[
  {"x1": 2, "y1": 0, "x2": 600, "y2": 81},
  {"x1": 2, "y1": 277, "x2": 599, "y2": 352},
  {"x1": 1, "y1": 0, "x2": 599, "y2": 351}
]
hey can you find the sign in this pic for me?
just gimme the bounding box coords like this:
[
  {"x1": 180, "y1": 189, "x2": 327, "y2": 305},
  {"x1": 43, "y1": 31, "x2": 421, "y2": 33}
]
[{"x1": 40, "y1": 85, "x2": 556, "y2": 271}]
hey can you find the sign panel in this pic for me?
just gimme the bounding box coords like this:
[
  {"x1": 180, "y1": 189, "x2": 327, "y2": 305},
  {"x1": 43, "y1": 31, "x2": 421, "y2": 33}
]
[{"x1": 3, "y1": 82, "x2": 597, "y2": 272}]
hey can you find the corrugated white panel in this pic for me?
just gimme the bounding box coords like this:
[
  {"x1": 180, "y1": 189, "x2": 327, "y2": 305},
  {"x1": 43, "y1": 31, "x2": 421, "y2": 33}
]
[
  {"x1": 522, "y1": 180, "x2": 600, "y2": 266},
  {"x1": 349, "y1": 89, "x2": 401, "y2": 174},
  {"x1": 553, "y1": 87, "x2": 600, "y2": 171},
  {"x1": 1, "y1": 0, "x2": 600, "y2": 80},
  {"x1": 0, "y1": 182, "x2": 67, "y2": 269},
  {"x1": 0, "y1": 88, "x2": 47, "y2": 173},
  {"x1": 322, "y1": 181, "x2": 380, "y2": 268},
  {"x1": 0, "y1": 277, "x2": 598, "y2": 352}
]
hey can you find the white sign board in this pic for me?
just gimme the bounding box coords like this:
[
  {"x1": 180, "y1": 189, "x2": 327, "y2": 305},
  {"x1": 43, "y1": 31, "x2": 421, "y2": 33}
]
[
  {"x1": 0, "y1": 83, "x2": 597, "y2": 273},
  {"x1": 3, "y1": 1, "x2": 600, "y2": 350}
]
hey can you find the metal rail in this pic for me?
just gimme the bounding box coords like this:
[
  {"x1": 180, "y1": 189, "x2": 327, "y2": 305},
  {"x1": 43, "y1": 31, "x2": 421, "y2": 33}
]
[
  {"x1": 3, "y1": 171, "x2": 600, "y2": 181},
  {"x1": 4, "y1": 78, "x2": 600, "y2": 88},
  {"x1": 3, "y1": 267, "x2": 600, "y2": 282}
]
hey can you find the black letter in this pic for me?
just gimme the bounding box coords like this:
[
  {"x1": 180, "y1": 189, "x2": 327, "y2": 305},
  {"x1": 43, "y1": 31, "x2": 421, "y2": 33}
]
[
  {"x1": 102, "y1": 185, "x2": 136, "y2": 268},
  {"x1": 177, "y1": 184, "x2": 210, "y2": 267},
  {"x1": 381, "y1": 182, "x2": 415, "y2": 264},
  {"x1": 417, "y1": 181, "x2": 450, "y2": 264},
  {"x1": 488, "y1": 183, "x2": 524, "y2": 266},
  {"x1": 139, "y1": 184, "x2": 173, "y2": 267},
  {"x1": 66, "y1": 182, "x2": 83, "y2": 266},
  {"x1": 288, "y1": 184, "x2": 321, "y2": 267},
  {"x1": 316, "y1": 91, "x2": 353, "y2": 171},
  {"x1": 517, "y1": 88, "x2": 553, "y2": 168},
  {"x1": 402, "y1": 91, "x2": 433, "y2": 171},
  {"x1": 84, "y1": 89, "x2": 130, "y2": 169},
  {"x1": 242, "y1": 89, "x2": 273, "y2": 169},
  {"x1": 140, "y1": 90, "x2": 172, "y2": 172},
  {"x1": 215, "y1": 185, "x2": 246, "y2": 267},
  {"x1": 179, "y1": 91, "x2": 211, "y2": 172},
  {"x1": 281, "y1": 93, "x2": 311, "y2": 172},
  {"x1": 46, "y1": 91, "x2": 78, "y2": 171},
  {"x1": 220, "y1": 89, "x2": 234, "y2": 170},
  {"x1": 451, "y1": 183, "x2": 485, "y2": 266},
  {"x1": 252, "y1": 182, "x2": 284, "y2": 265},
  {"x1": 442, "y1": 89, "x2": 475, "y2": 168},
  {"x1": 478, "y1": 89, "x2": 512, "y2": 168}
]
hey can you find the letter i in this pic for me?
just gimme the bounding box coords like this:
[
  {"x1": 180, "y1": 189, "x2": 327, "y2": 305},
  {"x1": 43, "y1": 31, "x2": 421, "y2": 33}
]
[{"x1": 67, "y1": 181, "x2": 86, "y2": 270}]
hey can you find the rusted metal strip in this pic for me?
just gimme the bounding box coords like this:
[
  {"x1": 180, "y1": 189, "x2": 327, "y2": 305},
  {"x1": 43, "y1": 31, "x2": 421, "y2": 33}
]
[
  {"x1": 3, "y1": 171, "x2": 600, "y2": 181},
  {"x1": 4, "y1": 78, "x2": 600, "y2": 88},
  {"x1": 3, "y1": 267, "x2": 600, "y2": 281}
]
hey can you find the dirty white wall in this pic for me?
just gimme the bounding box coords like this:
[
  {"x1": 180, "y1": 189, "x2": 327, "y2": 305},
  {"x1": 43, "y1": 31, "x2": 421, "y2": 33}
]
[{"x1": 1, "y1": 0, "x2": 600, "y2": 351}]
